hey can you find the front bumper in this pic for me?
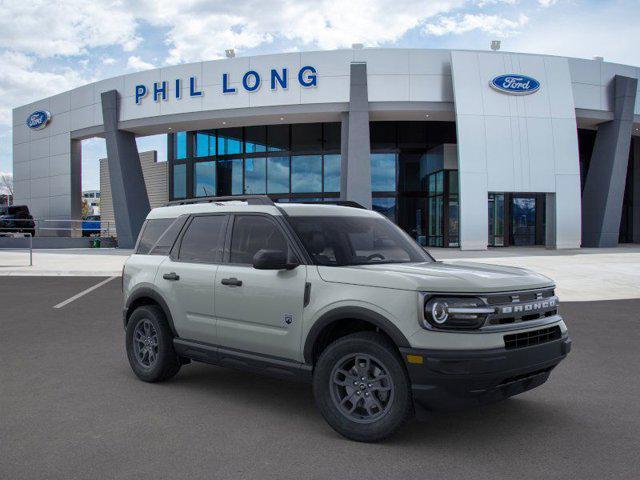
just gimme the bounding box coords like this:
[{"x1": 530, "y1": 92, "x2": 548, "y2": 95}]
[{"x1": 400, "y1": 334, "x2": 571, "y2": 412}]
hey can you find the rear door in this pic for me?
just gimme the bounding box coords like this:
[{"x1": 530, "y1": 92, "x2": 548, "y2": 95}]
[
  {"x1": 156, "y1": 214, "x2": 229, "y2": 345},
  {"x1": 214, "y1": 214, "x2": 307, "y2": 361}
]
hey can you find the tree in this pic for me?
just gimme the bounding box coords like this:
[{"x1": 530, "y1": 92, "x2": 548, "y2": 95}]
[
  {"x1": 0, "y1": 173, "x2": 13, "y2": 207},
  {"x1": 82, "y1": 198, "x2": 91, "y2": 217}
]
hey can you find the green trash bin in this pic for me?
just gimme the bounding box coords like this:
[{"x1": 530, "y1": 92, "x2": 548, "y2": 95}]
[{"x1": 91, "y1": 238, "x2": 101, "y2": 248}]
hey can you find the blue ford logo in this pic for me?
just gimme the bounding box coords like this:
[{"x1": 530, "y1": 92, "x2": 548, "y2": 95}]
[
  {"x1": 26, "y1": 110, "x2": 52, "y2": 130},
  {"x1": 490, "y1": 74, "x2": 540, "y2": 95}
]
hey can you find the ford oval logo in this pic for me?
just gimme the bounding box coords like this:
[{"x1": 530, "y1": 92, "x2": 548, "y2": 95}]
[
  {"x1": 490, "y1": 74, "x2": 540, "y2": 95},
  {"x1": 26, "y1": 110, "x2": 52, "y2": 130}
]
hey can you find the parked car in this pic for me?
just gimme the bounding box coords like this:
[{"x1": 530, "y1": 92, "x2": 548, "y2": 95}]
[
  {"x1": 122, "y1": 196, "x2": 571, "y2": 442},
  {"x1": 82, "y1": 215, "x2": 101, "y2": 237},
  {"x1": 0, "y1": 205, "x2": 35, "y2": 236}
]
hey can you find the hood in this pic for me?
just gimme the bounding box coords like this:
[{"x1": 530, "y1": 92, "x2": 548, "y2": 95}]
[{"x1": 317, "y1": 261, "x2": 554, "y2": 293}]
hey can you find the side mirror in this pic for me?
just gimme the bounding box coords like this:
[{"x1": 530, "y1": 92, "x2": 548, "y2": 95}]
[{"x1": 252, "y1": 249, "x2": 299, "y2": 270}]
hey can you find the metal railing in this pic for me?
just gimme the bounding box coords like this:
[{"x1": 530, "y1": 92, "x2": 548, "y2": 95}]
[
  {"x1": 0, "y1": 232, "x2": 33, "y2": 266},
  {"x1": 0, "y1": 218, "x2": 117, "y2": 237}
]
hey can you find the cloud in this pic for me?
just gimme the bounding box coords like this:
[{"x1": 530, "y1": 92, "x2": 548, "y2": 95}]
[
  {"x1": 0, "y1": 51, "x2": 86, "y2": 124},
  {"x1": 126, "y1": 55, "x2": 156, "y2": 72},
  {"x1": 424, "y1": 13, "x2": 529, "y2": 37},
  {"x1": 0, "y1": 0, "x2": 140, "y2": 58}
]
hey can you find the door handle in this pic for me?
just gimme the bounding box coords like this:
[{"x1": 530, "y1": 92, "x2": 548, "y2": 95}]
[
  {"x1": 163, "y1": 272, "x2": 180, "y2": 281},
  {"x1": 221, "y1": 277, "x2": 242, "y2": 287}
]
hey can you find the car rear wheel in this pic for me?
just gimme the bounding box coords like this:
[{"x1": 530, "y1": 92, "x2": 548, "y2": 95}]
[
  {"x1": 125, "y1": 305, "x2": 181, "y2": 382},
  {"x1": 313, "y1": 331, "x2": 413, "y2": 442}
]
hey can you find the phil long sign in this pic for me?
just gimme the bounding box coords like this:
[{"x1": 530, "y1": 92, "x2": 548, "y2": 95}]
[{"x1": 490, "y1": 74, "x2": 540, "y2": 95}]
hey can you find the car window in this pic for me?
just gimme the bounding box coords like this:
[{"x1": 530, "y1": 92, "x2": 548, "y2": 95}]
[
  {"x1": 178, "y1": 215, "x2": 227, "y2": 263},
  {"x1": 149, "y1": 215, "x2": 188, "y2": 256},
  {"x1": 229, "y1": 215, "x2": 288, "y2": 264},
  {"x1": 289, "y1": 215, "x2": 432, "y2": 266},
  {"x1": 136, "y1": 218, "x2": 175, "y2": 254}
]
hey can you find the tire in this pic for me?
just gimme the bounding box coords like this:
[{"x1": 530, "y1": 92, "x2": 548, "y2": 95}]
[
  {"x1": 125, "y1": 305, "x2": 181, "y2": 382},
  {"x1": 313, "y1": 331, "x2": 413, "y2": 442}
]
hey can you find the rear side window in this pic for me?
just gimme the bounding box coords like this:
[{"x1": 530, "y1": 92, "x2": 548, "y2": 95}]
[
  {"x1": 136, "y1": 218, "x2": 175, "y2": 254},
  {"x1": 177, "y1": 215, "x2": 228, "y2": 263},
  {"x1": 229, "y1": 215, "x2": 288, "y2": 264},
  {"x1": 149, "y1": 215, "x2": 188, "y2": 256}
]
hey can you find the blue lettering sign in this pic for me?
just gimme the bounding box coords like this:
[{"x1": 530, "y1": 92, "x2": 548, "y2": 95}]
[
  {"x1": 189, "y1": 76, "x2": 202, "y2": 97},
  {"x1": 298, "y1": 66, "x2": 317, "y2": 87},
  {"x1": 135, "y1": 85, "x2": 148, "y2": 104},
  {"x1": 271, "y1": 68, "x2": 287, "y2": 90},
  {"x1": 242, "y1": 70, "x2": 261, "y2": 92},
  {"x1": 153, "y1": 81, "x2": 168, "y2": 102},
  {"x1": 490, "y1": 74, "x2": 540, "y2": 95},
  {"x1": 222, "y1": 73, "x2": 236, "y2": 93}
]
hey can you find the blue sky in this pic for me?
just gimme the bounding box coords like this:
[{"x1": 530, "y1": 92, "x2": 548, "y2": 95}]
[{"x1": 1, "y1": 0, "x2": 638, "y2": 192}]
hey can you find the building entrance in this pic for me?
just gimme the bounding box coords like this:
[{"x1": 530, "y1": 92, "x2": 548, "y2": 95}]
[{"x1": 489, "y1": 193, "x2": 546, "y2": 247}]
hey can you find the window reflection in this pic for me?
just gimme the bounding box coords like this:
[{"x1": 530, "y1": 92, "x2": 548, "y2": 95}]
[
  {"x1": 194, "y1": 161, "x2": 216, "y2": 197},
  {"x1": 175, "y1": 132, "x2": 187, "y2": 160},
  {"x1": 245, "y1": 126, "x2": 267, "y2": 153},
  {"x1": 218, "y1": 128, "x2": 243, "y2": 155},
  {"x1": 292, "y1": 155, "x2": 322, "y2": 193},
  {"x1": 323, "y1": 154, "x2": 341, "y2": 193},
  {"x1": 267, "y1": 156, "x2": 290, "y2": 194},
  {"x1": 371, "y1": 153, "x2": 397, "y2": 192},
  {"x1": 217, "y1": 159, "x2": 243, "y2": 195},
  {"x1": 245, "y1": 157, "x2": 266, "y2": 194},
  {"x1": 195, "y1": 131, "x2": 215, "y2": 157},
  {"x1": 173, "y1": 164, "x2": 186, "y2": 198}
]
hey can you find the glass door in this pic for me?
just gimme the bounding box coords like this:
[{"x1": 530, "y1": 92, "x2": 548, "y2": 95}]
[
  {"x1": 488, "y1": 193, "x2": 505, "y2": 246},
  {"x1": 510, "y1": 196, "x2": 537, "y2": 246}
]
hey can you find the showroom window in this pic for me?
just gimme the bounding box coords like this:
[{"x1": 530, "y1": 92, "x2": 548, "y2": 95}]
[{"x1": 168, "y1": 123, "x2": 341, "y2": 202}]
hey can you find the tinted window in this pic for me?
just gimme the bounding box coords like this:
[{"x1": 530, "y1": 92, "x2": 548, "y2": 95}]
[
  {"x1": 173, "y1": 164, "x2": 187, "y2": 199},
  {"x1": 267, "y1": 156, "x2": 290, "y2": 193},
  {"x1": 289, "y1": 216, "x2": 431, "y2": 266},
  {"x1": 230, "y1": 215, "x2": 288, "y2": 264},
  {"x1": 291, "y1": 155, "x2": 322, "y2": 193},
  {"x1": 178, "y1": 215, "x2": 228, "y2": 263},
  {"x1": 244, "y1": 157, "x2": 266, "y2": 194},
  {"x1": 194, "y1": 161, "x2": 216, "y2": 197},
  {"x1": 149, "y1": 216, "x2": 188, "y2": 256},
  {"x1": 137, "y1": 218, "x2": 175, "y2": 254}
]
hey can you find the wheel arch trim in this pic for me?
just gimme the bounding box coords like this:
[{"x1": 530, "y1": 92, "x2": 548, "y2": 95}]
[
  {"x1": 303, "y1": 306, "x2": 411, "y2": 364},
  {"x1": 124, "y1": 286, "x2": 178, "y2": 337}
]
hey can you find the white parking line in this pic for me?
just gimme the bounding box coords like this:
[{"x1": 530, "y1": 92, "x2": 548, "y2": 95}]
[{"x1": 53, "y1": 276, "x2": 119, "y2": 309}]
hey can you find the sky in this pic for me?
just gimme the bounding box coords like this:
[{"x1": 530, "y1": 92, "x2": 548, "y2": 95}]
[{"x1": 0, "y1": 0, "x2": 639, "y2": 192}]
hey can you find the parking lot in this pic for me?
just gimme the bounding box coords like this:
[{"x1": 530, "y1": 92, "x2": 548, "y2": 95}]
[{"x1": 1, "y1": 276, "x2": 639, "y2": 480}]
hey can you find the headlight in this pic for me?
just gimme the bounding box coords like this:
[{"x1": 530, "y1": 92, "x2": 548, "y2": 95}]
[{"x1": 422, "y1": 296, "x2": 495, "y2": 330}]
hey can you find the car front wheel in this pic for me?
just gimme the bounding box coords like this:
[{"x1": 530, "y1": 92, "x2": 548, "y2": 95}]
[{"x1": 313, "y1": 331, "x2": 413, "y2": 442}]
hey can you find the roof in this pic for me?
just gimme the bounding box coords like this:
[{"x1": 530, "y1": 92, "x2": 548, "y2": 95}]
[{"x1": 146, "y1": 200, "x2": 379, "y2": 220}]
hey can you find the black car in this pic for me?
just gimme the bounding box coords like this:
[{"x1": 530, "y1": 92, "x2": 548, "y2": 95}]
[{"x1": 0, "y1": 205, "x2": 36, "y2": 236}]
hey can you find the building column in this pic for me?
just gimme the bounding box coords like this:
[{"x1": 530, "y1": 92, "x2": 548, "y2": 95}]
[
  {"x1": 340, "y1": 62, "x2": 372, "y2": 209},
  {"x1": 101, "y1": 90, "x2": 150, "y2": 249},
  {"x1": 633, "y1": 138, "x2": 640, "y2": 243},
  {"x1": 582, "y1": 75, "x2": 638, "y2": 247}
]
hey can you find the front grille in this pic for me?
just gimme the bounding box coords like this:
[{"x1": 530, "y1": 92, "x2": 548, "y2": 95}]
[
  {"x1": 504, "y1": 326, "x2": 562, "y2": 350},
  {"x1": 484, "y1": 289, "x2": 558, "y2": 327}
]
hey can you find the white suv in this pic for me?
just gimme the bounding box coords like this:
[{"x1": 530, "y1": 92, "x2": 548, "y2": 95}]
[{"x1": 122, "y1": 196, "x2": 571, "y2": 442}]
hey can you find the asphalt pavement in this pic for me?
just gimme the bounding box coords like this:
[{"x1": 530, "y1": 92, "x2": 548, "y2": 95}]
[{"x1": 1, "y1": 276, "x2": 638, "y2": 480}]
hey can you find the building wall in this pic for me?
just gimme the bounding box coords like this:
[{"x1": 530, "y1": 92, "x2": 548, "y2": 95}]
[
  {"x1": 99, "y1": 150, "x2": 167, "y2": 237},
  {"x1": 451, "y1": 51, "x2": 582, "y2": 249}
]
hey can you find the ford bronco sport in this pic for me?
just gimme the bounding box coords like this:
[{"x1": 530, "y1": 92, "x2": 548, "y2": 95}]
[{"x1": 122, "y1": 196, "x2": 571, "y2": 442}]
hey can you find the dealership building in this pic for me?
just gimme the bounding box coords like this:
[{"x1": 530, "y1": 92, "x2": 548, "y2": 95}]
[{"x1": 11, "y1": 48, "x2": 640, "y2": 249}]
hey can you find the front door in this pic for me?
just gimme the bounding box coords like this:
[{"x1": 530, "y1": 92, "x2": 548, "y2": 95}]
[
  {"x1": 214, "y1": 214, "x2": 307, "y2": 361},
  {"x1": 155, "y1": 214, "x2": 229, "y2": 345},
  {"x1": 510, "y1": 196, "x2": 537, "y2": 246}
]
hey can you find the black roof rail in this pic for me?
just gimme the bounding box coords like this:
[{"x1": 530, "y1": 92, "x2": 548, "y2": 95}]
[
  {"x1": 296, "y1": 200, "x2": 367, "y2": 209},
  {"x1": 166, "y1": 195, "x2": 276, "y2": 207}
]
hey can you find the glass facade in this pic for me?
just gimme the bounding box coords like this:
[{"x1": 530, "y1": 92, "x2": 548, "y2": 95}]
[
  {"x1": 169, "y1": 123, "x2": 341, "y2": 202},
  {"x1": 169, "y1": 120, "x2": 462, "y2": 246}
]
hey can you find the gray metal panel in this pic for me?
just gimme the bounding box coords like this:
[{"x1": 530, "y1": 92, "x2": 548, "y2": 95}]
[
  {"x1": 342, "y1": 63, "x2": 372, "y2": 209},
  {"x1": 633, "y1": 138, "x2": 640, "y2": 243},
  {"x1": 101, "y1": 90, "x2": 151, "y2": 249},
  {"x1": 582, "y1": 75, "x2": 638, "y2": 247}
]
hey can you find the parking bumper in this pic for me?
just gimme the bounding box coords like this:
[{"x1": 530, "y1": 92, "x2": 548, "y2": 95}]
[{"x1": 400, "y1": 335, "x2": 571, "y2": 412}]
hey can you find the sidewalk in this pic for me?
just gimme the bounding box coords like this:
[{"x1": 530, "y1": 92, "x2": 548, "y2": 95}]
[{"x1": 1, "y1": 246, "x2": 639, "y2": 301}]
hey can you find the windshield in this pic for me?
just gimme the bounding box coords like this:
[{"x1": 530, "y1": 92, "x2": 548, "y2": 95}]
[{"x1": 288, "y1": 215, "x2": 433, "y2": 266}]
